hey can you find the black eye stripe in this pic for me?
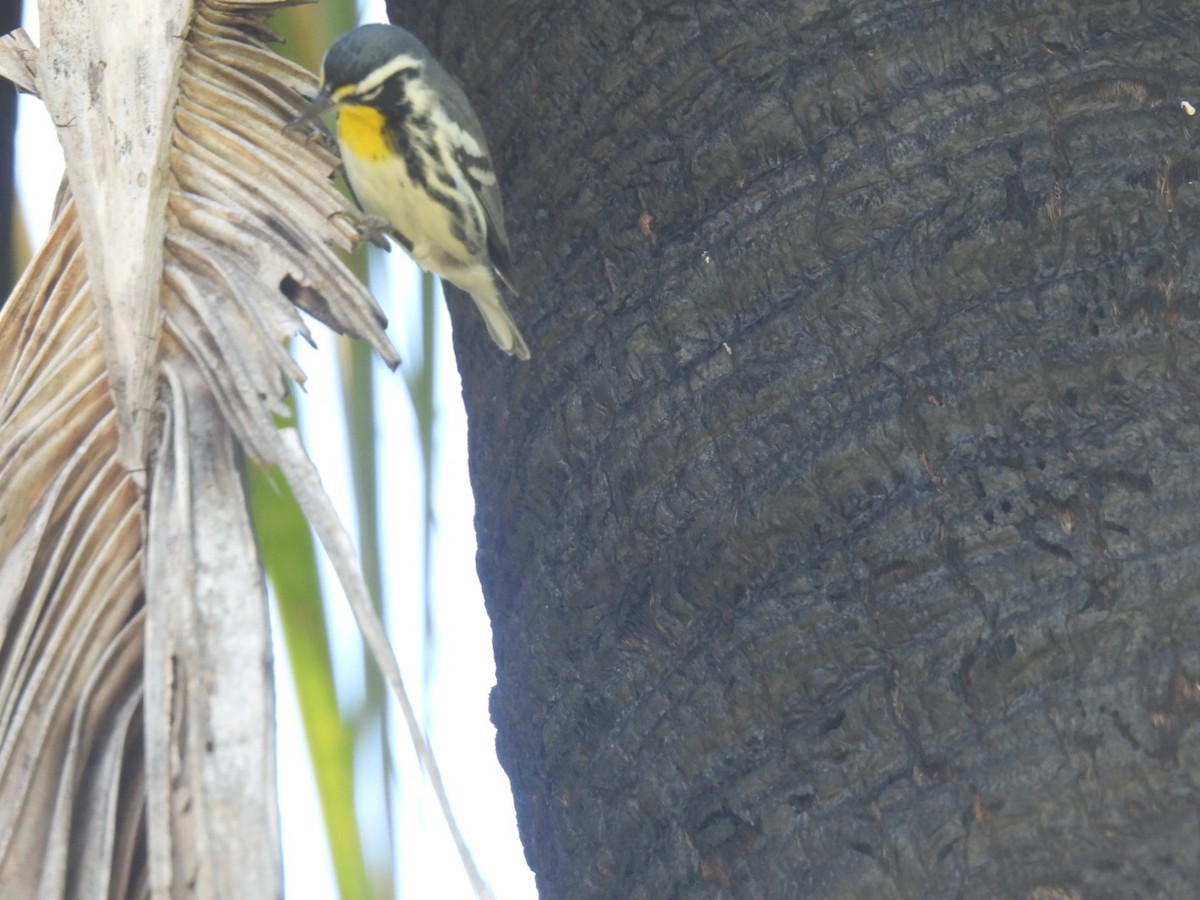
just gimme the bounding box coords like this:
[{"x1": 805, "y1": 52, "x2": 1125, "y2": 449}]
[{"x1": 354, "y1": 67, "x2": 419, "y2": 103}]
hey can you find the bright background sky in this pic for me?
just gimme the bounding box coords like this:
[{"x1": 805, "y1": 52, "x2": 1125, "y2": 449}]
[{"x1": 15, "y1": 2, "x2": 535, "y2": 897}]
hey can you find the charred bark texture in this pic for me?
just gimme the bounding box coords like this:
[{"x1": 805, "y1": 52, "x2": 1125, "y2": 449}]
[
  {"x1": 0, "y1": 1, "x2": 21, "y2": 306},
  {"x1": 396, "y1": 1, "x2": 1200, "y2": 896}
]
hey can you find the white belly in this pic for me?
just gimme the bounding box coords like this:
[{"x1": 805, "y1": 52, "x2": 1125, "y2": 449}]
[{"x1": 339, "y1": 144, "x2": 485, "y2": 279}]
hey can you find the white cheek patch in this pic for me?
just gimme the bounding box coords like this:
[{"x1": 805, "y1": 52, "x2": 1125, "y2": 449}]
[{"x1": 405, "y1": 75, "x2": 438, "y2": 118}]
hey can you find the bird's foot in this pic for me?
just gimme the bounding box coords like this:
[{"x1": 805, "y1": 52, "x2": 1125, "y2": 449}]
[{"x1": 329, "y1": 211, "x2": 395, "y2": 251}]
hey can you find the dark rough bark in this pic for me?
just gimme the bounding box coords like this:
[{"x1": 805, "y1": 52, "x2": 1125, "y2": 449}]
[
  {"x1": 397, "y1": 1, "x2": 1200, "y2": 896},
  {"x1": 0, "y1": 1, "x2": 21, "y2": 307}
]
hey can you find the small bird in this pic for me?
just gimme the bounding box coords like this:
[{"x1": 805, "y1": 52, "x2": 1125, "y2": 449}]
[{"x1": 295, "y1": 24, "x2": 530, "y2": 360}]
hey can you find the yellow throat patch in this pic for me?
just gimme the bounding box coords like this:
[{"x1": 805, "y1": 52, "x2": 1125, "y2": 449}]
[{"x1": 336, "y1": 104, "x2": 391, "y2": 162}]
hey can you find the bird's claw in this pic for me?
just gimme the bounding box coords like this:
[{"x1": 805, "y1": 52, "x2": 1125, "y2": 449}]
[
  {"x1": 353, "y1": 214, "x2": 396, "y2": 251},
  {"x1": 329, "y1": 211, "x2": 395, "y2": 251}
]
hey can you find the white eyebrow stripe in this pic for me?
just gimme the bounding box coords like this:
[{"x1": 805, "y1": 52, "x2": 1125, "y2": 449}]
[{"x1": 354, "y1": 53, "x2": 423, "y2": 96}]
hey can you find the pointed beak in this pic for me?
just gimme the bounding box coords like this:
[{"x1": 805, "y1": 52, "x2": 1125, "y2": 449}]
[{"x1": 289, "y1": 88, "x2": 333, "y2": 129}]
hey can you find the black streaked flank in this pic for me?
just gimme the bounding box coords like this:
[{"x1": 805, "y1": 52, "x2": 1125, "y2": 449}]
[{"x1": 453, "y1": 145, "x2": 493, "y2": 181}]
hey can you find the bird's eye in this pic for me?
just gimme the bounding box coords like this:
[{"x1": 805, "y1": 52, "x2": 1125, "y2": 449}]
[{"x1": 358, "y1": 85, "x2": 383, "y2": 102}]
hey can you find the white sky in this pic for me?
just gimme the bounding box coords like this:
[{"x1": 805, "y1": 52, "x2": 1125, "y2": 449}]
[{"x1": 15, "y1": 2, "x2": 534, "y2": 897}]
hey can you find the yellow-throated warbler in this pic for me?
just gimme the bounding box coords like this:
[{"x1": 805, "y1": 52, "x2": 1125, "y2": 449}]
[{"x1": 296, "y1": 24, "x2": 530, "y2": 360}]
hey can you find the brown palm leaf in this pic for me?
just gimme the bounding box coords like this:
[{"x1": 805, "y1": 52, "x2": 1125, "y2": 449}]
[{"x1": 0, "y1": 3, "x2": 480, "y2": 895}]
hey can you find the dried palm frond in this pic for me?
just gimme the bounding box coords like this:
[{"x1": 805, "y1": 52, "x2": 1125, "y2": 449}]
[{"x1": 0, "y1": 3, "x2": 484, "y2": 895}]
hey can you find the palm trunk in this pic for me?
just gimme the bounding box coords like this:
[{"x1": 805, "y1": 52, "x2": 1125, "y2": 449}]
[{"x1": 408, "y1": 0, "x2": 1200, "y2": 895}]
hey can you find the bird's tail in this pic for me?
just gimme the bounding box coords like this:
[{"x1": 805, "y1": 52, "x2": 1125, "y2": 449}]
[{"x1": 464, "y1": 276, "x2": 531, "y2": 361}]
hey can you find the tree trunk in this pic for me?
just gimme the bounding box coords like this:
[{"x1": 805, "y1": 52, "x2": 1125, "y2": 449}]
[
  {"x1": 398, "y1": 0, "x2": 1200, "y2": 896},
  {"x1": 0, "y1": 1, "x2": 19, "y2": 306}
]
